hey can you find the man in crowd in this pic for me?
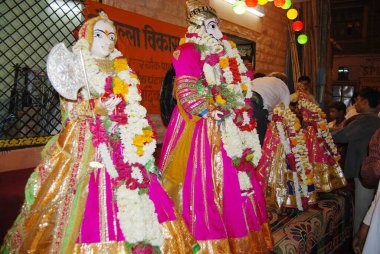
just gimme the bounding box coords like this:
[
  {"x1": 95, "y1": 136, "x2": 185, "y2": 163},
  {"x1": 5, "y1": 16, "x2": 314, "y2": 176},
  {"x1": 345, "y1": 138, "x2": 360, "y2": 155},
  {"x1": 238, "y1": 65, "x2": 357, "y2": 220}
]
[
  {"x1": 290, "y1": 75, "x2": 318, "y2": 104},
  {"x1": 328, "y1": 101, "x2": 347, "y2": 130},
  {"x1": 332, "y1": 87, "x2": 380, "y2": 235},
  {"x1": 352, "y1": 128, "x2": 380, "y2": 254},
  {"x1": 251, "y1": 72, "x2": 290, "y2": 145}
]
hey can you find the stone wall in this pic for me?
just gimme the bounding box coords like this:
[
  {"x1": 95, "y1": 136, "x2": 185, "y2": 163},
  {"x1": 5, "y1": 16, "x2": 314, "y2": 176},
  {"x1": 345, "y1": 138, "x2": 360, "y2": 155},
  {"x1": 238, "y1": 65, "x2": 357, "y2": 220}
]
[{"x1": 103, "y1": 0, "x2": 288, "y2": 74}]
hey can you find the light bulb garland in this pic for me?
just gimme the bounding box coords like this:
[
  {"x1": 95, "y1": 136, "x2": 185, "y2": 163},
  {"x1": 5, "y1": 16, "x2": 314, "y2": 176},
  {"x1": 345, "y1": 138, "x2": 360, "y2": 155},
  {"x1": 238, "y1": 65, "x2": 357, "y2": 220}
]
[{"x1": 229, "y1": 0, "x2": 308, "y2": 44}]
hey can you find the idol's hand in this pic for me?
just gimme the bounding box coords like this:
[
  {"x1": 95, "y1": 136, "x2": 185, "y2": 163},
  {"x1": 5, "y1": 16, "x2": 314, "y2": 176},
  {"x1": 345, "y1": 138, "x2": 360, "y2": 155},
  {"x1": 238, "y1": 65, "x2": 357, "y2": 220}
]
[
  {"x1": 101, "y1": 96, "x2": 122, "y2": 112},
  {"x1": 211, "y1": 110, "x2": 223, "y2": 121}
]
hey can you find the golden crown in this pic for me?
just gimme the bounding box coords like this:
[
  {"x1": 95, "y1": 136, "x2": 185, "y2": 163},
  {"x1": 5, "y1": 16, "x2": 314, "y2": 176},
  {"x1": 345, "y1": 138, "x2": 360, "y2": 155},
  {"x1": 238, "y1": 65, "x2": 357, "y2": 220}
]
[{"x1": 186, "y1": 0, "x2": 218, "y2": 26}]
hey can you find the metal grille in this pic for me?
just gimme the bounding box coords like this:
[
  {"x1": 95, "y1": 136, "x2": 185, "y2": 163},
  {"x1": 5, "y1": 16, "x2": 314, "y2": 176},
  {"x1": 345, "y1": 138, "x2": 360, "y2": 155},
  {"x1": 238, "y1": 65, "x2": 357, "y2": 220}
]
[{"x1": 0, "y1": 0, "x2": 84, "y2": 150}]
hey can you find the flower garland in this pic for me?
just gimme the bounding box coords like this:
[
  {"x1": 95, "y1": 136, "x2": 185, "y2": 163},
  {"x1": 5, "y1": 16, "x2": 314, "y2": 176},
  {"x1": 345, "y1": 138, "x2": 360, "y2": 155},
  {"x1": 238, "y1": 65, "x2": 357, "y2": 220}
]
[
  {"x1": 238, "y1": 171, "x2": 253, "y2": 192},
  {"x1": 272, "y1": 105, "x2": 314, "y2": 210},
  {"x1": 72, "y1": 39, "x2": 122, "y2": 98},
  {"x1": 184, "y1": 26, "x2": 260, "y2": 167},
  {"x1": 72, "y1": 39, "x2": 163, "y2": 246},
  {"x1": 116, "y1": 187, "x2": 164, "y2": 246},
  {"x1": 297, "y1": 92, "x2": 340, "y2": 162}
]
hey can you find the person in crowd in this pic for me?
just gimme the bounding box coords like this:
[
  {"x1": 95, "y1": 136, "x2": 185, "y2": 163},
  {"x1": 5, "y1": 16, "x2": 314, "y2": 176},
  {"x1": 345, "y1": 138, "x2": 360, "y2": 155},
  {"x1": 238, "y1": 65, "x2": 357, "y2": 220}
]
[
  {"x1": 267, "y1": 72, "x2": 288, "y2": 84},
  {"x1": 1, "y1": 12, "x2": 197, "y2": 253},
  {"x1": 345, "y1": 92, "x2": 359, "y2": 120},
  {"x1": 158, "y1": 0, "x2": 273, "y2": 252},
  {"x1": 352, "y1": 128, "x2": 380, "y2": 254},
  {"x1": 253, "y1": 72, "x2": 266, "y2": 79},
  {"x1": 332, "y1": 88, "x2": 380, "y2": 235},
  {"x1": 251, "y1": 72, "x2": 290, "y2": 145},
  {"x1": 298, "y1": 75, "x2": 311, "y2": 85},
  {"x1": 290, "y1": 75, "x2": 317, "y2": 104},
  {"x1": 328, "y1": 101, "x2": 347, "y2": 130}
]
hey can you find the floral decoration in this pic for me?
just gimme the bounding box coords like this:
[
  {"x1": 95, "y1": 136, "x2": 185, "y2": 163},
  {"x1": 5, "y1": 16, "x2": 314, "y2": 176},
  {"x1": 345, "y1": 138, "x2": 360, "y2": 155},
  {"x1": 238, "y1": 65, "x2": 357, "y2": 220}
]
[
  {"x1": 72, "y1": 38, "x2": 162, "y2": 246},
  {"x1": 183, "y1": 25, "x2": 260, "y2": 167}
]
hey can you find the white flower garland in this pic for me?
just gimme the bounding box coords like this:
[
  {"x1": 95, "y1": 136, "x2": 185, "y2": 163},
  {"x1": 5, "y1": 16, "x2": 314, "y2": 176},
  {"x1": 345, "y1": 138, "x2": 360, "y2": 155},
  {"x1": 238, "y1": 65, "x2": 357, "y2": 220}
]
[
  {"x1": 185, "y1": 26, "x2": 223, "y2": 58},
  {"x1": 275, "y1": 121, "x2": 292, "y2": 154},
  {"x1": 298, "y1": 97, "x2": 339, "y2": 160},
  {"x1": 98, "y1": 143, "x2": 118, "y2": 178},
  {"x1": 293, "y1": 171, "x2": 303, "y2": 211},
  {"x1": 273, "y1": 105, "x2": 313, "y2": 209},
  {"x1": 185, "y1": 26, "x2": 260, "y2": 165},
  {"x1": 72, "y1": 39, "x2": 161, "y2": 247},
  {"x1": 116, "y1": 187, "x2": 164, "y2": 246},
  {"x1": 238, "y1": 171, "x2": 253, "y2": 191},
  {"x1": 72, "y1": 39, "x2": 122, "y2": 98},
  {"x1": 118, "y1": 117, "x2": 157, "y2": 167},
  {"x1": 220, "y1": 117, "x2": 262, "y2": 166},
  {"x1": 72, "y1": 39, "x2": 156, "y2": 170}
]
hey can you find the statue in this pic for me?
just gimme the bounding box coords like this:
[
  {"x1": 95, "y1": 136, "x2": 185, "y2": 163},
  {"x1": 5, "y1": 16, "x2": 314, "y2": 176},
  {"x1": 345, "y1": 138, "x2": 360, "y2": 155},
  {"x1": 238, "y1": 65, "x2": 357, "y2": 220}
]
[
  {"x1": 1, "y1": 12, "x2": 197, "y2": 254},
  {"x1": 158, "y1": 1, "x2": 273, "y2": 252}
]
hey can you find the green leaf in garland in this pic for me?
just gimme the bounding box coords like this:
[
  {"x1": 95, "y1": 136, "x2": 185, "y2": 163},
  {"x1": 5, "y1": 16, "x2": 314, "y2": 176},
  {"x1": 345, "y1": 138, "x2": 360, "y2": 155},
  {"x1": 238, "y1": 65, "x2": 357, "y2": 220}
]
[
  {"x1": 232, "y1": 157, "x2": 240, "y2": 167},
  {"x1": 102, "y1": 117, "x2": 113, "y2": 133},
  {"x1": 124, "y1": 242, "x2": 133, "y2": 254},
  {"x1": 138, "y1": 188, "x2": 149, "y2": 195},
  {"x1": 192, "y1": 243, "x2": 201, "y2": 253},
  {"x1": 153, "y1": 246, "x2": 162, "y2": 254},
  {"x1": 195, "y1": 44, "x2": 207, "y2": 53},
  {"x1": 143, "y1": 126, "x2": 152, "y2": 131}
]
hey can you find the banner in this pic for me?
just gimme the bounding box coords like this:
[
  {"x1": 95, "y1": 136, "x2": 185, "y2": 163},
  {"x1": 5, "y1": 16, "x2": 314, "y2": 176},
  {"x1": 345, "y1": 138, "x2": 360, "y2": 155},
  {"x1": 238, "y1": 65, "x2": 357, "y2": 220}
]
[{"x1": 84, "y1": 1, "x2": 186, "y2": 114}]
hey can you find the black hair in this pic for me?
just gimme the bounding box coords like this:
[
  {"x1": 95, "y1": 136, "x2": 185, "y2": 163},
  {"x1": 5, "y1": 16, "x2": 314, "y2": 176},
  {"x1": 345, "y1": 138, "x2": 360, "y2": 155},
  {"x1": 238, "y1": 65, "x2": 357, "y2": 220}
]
[
  {"x1": 253, "y1": 72, "x2": 266, "y2": 79},
  {"x1": 298, "y1": 75, "x2": 311, "y2": 84},
  {"x1": 359, "y1": 87, "x2": 380, "y2": 108},
  {"x1": 329, "y1": 101, "x2": 347, "y2": 112}
]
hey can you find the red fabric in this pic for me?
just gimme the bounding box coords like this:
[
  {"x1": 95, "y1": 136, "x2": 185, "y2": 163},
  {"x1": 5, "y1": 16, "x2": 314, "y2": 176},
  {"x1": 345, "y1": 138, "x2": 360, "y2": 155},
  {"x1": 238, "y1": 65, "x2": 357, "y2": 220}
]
[{"x1": 361, "y1": 128, "x2": 380, "y2": 189}]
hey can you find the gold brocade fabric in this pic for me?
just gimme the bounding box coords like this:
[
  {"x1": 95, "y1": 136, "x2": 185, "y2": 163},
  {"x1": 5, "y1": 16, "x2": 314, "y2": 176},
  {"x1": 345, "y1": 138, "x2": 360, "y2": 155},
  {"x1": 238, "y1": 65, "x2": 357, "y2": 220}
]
[
  {"x1": 162, "y1": 85, "x2": 201, "y2": 208},
  {"x1": 207, "y1": 118, "x2": 224, "y2": 214},
  {"x1": 306, "y1": 127, "x2": 347, "y2": 192},
  {"x1": 73, "y1": 242, "x2": 128, "y2": 253},
  {"x1": 197, "y1": 224, "x2": 272, "y2": 254},
  {"x1": 161, "y1": 211, "x2": 198, "y2": 254},
  {"x1": 283, "y1": 172, "x2": 318, "y2": 208},
  {"x1": 264, "y1": 141, "x2": 288, "y2": 212},
  {"x1": 2, "y1": 117, "x2": 95, "y2": 253},
  {"x1": 72, "y1": 211, "x2": 197, "y2": 254}
]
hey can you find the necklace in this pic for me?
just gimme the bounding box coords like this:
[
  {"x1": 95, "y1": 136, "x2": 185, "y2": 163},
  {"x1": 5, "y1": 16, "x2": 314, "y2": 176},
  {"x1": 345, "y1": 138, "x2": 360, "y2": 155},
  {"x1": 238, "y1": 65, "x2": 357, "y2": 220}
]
[{"x1": 94, "y1": 58, "x2": 114, "y2": 74}]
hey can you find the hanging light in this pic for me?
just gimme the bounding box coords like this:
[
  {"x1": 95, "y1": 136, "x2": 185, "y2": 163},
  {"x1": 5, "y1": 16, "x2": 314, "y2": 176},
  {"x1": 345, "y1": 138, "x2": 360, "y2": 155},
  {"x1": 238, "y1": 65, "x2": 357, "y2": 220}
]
[
  {"x1": 233, "y1": 0, "x2": 247, "y2": 14},
  {"x1": 292, "y1": 20, "x2": 303, "y2": 31},
  {"x1": 245, "y1": 0, "x2": 258, "y2": 7},
  {"x1": 287, "y1": 8, "x2": 298, "y2": 20},
  {"x1": 297, "y1": 34, "x2": 308, "y2": 44},
  {"x1": 258, "y1": 0, "x2": 268, "y2": 5},
  {"x1": 281, "y1": 0, "x2": 292, "y2": 9},
  {"x1": 274, "y1": 0, "x2": 285, "y2": 7}
]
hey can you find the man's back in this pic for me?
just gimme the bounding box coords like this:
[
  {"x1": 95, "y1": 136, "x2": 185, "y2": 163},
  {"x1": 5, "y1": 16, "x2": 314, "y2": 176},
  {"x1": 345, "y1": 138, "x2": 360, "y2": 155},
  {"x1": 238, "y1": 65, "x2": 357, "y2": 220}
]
[
  {"x1": 333, "y1": 111, "x2": 380, "y2": 178},
  {"x1": 251, "y1": 76, "x2": 290, "y2": 119}
]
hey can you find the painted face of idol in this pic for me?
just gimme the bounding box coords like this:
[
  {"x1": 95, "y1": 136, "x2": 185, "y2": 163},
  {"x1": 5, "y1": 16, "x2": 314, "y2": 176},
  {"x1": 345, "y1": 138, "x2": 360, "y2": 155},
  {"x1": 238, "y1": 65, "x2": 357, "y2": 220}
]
[
  {"x1": 203, "y1": 18, "x2": 223, "y2": 40},
  {"x1": 91, "y1": 20, "x2": 116, "y2": 58}
]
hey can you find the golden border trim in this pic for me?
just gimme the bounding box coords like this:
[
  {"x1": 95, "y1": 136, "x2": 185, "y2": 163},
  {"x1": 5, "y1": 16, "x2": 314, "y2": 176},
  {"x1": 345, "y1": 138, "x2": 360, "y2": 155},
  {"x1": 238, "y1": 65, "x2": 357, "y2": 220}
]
[{"x1": 0, "y1": 136, "x2": 53, "y2": 148}]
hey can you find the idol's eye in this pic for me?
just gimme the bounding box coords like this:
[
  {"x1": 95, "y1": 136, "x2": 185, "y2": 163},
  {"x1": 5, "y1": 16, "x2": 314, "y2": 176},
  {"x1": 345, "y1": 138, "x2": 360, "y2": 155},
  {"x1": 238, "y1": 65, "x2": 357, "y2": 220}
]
[
  {"x1": 207, "y1": 21, "x2": 217, "y2": 30},
  {"x1": 94, "y1": 32, "x2": 103, "y2": 38},
  {"x1": 109, "y1": 34, "x2": 115, "y2": 41}
]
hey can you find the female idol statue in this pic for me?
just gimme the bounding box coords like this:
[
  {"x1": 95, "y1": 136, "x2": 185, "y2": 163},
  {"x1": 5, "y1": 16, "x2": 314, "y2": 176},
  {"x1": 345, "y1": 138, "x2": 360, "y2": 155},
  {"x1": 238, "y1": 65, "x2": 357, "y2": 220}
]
[
  {"x1": 159, "y1": 1, "x2": 273, "y2": 253},
  {"x1": 1, "y1": 12, "x2": 196, "y2": 254}
]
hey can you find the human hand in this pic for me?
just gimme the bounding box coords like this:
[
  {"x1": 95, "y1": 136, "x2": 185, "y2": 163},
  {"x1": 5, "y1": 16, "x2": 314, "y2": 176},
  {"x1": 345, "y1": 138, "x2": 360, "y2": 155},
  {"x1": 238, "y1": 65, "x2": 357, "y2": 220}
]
[{"x1": 352, "y1": 223, "x2": 369, "y2": 254}]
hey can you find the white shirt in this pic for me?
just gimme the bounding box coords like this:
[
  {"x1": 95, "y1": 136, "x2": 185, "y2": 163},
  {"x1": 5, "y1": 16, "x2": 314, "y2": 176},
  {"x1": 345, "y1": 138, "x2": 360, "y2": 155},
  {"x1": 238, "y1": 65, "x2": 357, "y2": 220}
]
[
  {"x1": 251, "y1": 77, "x2": 290, "y2": 120},
  {"x1": 363, "y1": 181, "x2": 380, "y2": 254}
]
